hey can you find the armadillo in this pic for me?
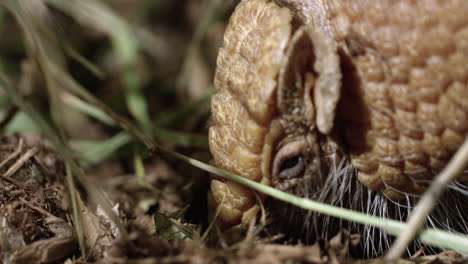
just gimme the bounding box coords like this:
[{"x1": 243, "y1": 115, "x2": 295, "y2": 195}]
[{"x1": 208, "y1": 0, "x2": 468, "y2": 255}]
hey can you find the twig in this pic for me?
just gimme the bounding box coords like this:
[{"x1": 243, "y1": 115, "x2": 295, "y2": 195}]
[
  {"x1": 0, "y1": 140, "x2": 33, "y2": 188},
  {"x1": 0, "y1": 174, "x2": 24, "y2": 187},
  {"x1": 386, "y1": 137, "x2": 468, "y2": 260},
  {"x1": 0, "y1": 138, "x2": 24, "y2": 170},
  {"x1": 33, "y1": 155, "x2": 50, "y2": 176},
  {"x1": 3, "y1": 146, "x2": 39, "y2": 178},
  {"x1": 19, "y1": 197, "x2": 56, "y2": 218}
]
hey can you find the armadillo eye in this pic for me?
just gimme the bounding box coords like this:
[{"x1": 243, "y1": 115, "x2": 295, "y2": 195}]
[
  {"x1": 272, "y1": 140, "x2": 306, "y2": 181},
  {"x1": 277, "y1": 155, "x2": 304, "y2": 179}
]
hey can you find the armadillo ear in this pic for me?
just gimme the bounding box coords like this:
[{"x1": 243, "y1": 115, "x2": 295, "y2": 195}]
[
  {"x1": 307, "y1": 27, "x2": 342, "y2": 135},
  {"x1": 278, "y1": 26, "x2": 317, "y2": 129},
  {"x1": 278, "y1": 26, "x2": 341, "y2": 134}
]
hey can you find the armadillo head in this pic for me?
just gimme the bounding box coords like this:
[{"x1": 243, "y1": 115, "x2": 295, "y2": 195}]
[{"x1": 208, "y1": 0, "x2": 342, "y2": 227}]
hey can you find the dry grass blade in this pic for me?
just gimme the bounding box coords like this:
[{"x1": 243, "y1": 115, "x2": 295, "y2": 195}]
[
  {"x1": 62, "y1": 92, "x2": 208, "y2": 149},
  {"x1": 202, "y1": 194, "x2": 225, "y2": 241},
  {"x1": 11, "y1": 0, "x2": 67, "y2": 132}
]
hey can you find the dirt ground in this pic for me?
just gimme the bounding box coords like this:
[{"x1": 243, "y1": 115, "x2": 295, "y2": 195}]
[{"x1": 2, "y1": 134, "x2": 466, "y2": 264}]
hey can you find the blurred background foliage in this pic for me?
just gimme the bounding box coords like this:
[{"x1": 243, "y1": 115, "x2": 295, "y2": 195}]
[
  {"x1": 0, "y1": 0, "x2": 239, "y2": 163},
  {"x1": 0, "y1": 0, "x2": 239, "y2": 255}
]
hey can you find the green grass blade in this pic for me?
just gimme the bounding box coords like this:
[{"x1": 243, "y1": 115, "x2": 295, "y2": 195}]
[
  {"x1": 154, "y1": 127, "x2": 209, "y2": 148},
  {"x1": 62, "y1": 90, "x2": 208, "y2": 148},
  {"x1": 63, "y1": 42, "x2": 106, "y2": 79},
  {"x1": 3, "y1": 111, "x2": 41, "y2": 133},
  {"x1": 65, "y1": 163, "x2": 86, "y2": 258},
  {"x1": 155, "y1": 88, "x2": 214, "y2": 128},
  {"x1": 46, "y1": 0, "x2": 152, "y2": 133},
  {"x1": 71, "y1": 132, "x2": 132, "y2": 167},
  {"x1": 61, "y1": 92, "x2": 116, "y2": 126},
  {"x1": 155, "y1": 146, "x2": 468, "y2": 253}
]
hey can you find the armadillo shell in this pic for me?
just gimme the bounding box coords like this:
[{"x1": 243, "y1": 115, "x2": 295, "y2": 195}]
[{"x1": 209, "y1": 0, "x2": 468, "y2": 234}]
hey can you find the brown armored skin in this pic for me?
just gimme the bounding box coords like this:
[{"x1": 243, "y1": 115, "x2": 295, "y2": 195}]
[{"x1": 208, "y1": 0, "x2": 468, "y2": 243}]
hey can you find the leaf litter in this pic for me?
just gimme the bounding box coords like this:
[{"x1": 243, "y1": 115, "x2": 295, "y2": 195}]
[{"x1": 0, "y1": 134, "x2": 465, "y2": 264}]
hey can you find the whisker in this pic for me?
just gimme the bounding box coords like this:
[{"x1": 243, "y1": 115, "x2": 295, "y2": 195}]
[{"x1": 266, "y1": 153, "x2": 467, "y2": 258}]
